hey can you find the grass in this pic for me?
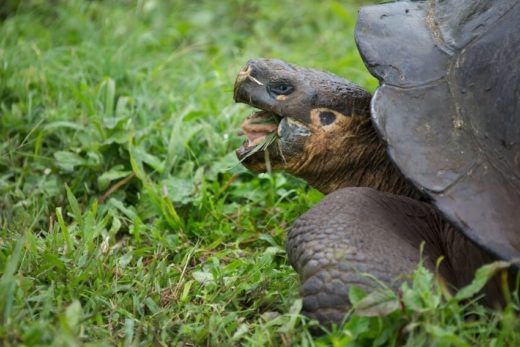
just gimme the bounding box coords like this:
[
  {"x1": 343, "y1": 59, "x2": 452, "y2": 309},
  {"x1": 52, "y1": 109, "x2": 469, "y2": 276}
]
[{"x1": 0, "y1": 0, "x2": 518, "y2": 345}]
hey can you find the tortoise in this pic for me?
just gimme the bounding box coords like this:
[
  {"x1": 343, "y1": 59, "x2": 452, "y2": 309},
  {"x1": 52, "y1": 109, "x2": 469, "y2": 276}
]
[{"x1": 233, "y1": 0, "x2": 520, "y2": 325}]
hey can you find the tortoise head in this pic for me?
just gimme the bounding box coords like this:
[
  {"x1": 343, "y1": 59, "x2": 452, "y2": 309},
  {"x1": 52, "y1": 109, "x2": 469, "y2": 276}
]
[{"x1": 234, "y1": 58, "x2": 397, "y2": 194}]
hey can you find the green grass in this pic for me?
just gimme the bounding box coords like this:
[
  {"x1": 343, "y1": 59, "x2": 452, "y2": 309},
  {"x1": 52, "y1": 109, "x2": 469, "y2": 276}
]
[{"x1": 0, "y1": 0, "x2": 518, "y2": 345}]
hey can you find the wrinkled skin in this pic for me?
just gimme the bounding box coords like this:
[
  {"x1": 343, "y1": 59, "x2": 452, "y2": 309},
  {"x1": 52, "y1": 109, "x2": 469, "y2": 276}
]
[{"x1": 233, "y1": 59, "x2": 504, "y2": 327}]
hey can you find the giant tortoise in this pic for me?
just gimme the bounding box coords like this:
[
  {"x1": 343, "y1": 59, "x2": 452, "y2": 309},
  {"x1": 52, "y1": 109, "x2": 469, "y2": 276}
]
[{"x1": 233, "y1": 0, "x2": 520, "y2": 325}]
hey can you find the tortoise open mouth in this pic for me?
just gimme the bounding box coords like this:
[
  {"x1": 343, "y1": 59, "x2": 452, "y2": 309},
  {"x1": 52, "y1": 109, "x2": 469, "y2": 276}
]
[{"x1": 236, "y1": 109, "x2": 281, "y2": 159}]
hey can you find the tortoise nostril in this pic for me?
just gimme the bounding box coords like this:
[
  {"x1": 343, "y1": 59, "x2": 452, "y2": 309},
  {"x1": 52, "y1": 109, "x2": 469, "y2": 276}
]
[
  {"x1": 236, "y1": 65, "x2": 264, "y2": 87},
  {"x1": 238, "y1": 65, "x2": 252, "y2": 77}
]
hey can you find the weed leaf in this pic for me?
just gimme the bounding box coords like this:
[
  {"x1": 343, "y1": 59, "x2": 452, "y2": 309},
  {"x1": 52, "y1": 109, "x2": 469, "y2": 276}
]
[
  {"x1": 354, "y1": 289, "x2": 400, "y2": 317},
  {"x1": 455, "y1": 261, "x2": 511, "y2": 301}
]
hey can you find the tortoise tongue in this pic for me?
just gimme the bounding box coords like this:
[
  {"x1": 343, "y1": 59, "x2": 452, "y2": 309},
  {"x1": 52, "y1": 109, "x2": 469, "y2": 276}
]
[{"x1": 240, "y1": 111, "x2": 279, "y2": 146}]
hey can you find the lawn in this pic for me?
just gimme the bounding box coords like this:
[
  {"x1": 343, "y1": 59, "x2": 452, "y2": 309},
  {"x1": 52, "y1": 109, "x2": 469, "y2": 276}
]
[{"x1": 0, "y1": 0, "x2": 519, "y2": 346}]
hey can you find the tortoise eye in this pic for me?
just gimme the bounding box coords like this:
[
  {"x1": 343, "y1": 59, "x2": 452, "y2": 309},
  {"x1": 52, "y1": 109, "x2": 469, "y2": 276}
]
[{"x1": 268, "y1": 82, "x2": 294, "y2": 96}]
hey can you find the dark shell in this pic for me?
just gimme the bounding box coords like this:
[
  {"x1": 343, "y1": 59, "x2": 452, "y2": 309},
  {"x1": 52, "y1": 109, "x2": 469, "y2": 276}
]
[{"x1": 355, "y1": 0, "x2": 520, "y2": 262}]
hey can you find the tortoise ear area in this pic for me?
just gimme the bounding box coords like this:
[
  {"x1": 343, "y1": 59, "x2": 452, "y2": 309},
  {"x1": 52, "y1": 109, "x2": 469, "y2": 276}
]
[
  {"x1": 310, "y1": 108, "x2": 350, "y2": 128},
  {"x1": 319, "y1": 111, "x2": 337, "y2": 126}
]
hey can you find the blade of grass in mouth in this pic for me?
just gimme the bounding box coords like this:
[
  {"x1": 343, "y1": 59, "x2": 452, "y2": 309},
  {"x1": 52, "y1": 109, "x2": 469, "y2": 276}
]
[{"x1": 239, "y1": 131, "x2": 279, "y2": 164}]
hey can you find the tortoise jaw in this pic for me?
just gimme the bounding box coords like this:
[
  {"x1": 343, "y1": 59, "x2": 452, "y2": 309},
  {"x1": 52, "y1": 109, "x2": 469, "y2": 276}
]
[
  {"x1": 234, "y1": 63, "x2": 280, "y2": 164},
  {"x1": 235, "y1": 108, "x2": 312, "y2": 174}
]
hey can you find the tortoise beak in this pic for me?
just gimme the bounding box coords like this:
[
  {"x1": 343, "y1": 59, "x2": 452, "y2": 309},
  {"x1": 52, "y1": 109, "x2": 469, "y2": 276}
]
[{"x1": 234, "y1": 60, "x2": 273, "y2": 111}]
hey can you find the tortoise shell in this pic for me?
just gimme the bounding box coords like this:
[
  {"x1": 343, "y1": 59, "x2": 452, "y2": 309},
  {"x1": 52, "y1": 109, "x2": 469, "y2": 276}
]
[{"x1": 355, "y1": 0, "x2": 520, "y2": 262}]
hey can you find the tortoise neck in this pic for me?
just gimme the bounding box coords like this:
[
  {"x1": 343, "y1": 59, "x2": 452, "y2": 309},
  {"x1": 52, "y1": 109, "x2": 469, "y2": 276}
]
[{"x1": 301, "y1": 116, "x2": 421, "y2": 199}]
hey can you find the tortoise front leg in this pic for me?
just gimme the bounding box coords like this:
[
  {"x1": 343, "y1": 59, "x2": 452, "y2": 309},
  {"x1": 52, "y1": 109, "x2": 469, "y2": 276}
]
[{"x1": 287, "y1": 187, "x2": 453, "y2": 326}]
